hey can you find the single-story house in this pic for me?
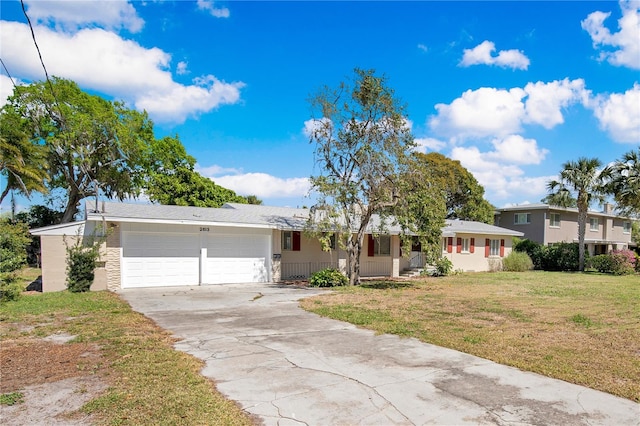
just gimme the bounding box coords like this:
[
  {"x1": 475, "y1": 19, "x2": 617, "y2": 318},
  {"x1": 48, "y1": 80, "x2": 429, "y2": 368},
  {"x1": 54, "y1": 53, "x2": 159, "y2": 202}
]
[{"x1": 31, "y1": 201, "x2": 523, "y2": 292}]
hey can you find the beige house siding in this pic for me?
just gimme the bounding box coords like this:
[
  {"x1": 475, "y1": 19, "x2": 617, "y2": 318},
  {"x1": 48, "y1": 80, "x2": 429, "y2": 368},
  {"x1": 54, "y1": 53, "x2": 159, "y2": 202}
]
[
  {"x1": 495, "y1": 209, "x2": 546, "y2": 244},
  {"x1": 441, "y1": 234, "x2": 514, "y2": 272},
  {"x1": 105, "y1": 224, "x2": 122, "y2": 291},
  {"x1": 280, "y1": 232, "x2": 344, "y2": 279},
  {"x1": 40, "y1": 234, "x2": 107, "y2": 292},
  {"x1": 546, "y1": 211, "x2": 579, "y2": 244}
]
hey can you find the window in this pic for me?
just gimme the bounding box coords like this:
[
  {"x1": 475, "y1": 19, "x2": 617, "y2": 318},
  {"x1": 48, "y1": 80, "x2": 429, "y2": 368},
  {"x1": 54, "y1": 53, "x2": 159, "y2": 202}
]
[
  {"x1": 282, "y1": 231, "x2": 301, "y2": 251},
  {"x1": 550, "y1": 213, "x2": 560, "y2": 228},
  {"x1": 589, "y1": 218, "x2": 599, "y2": 231},
  {"x1": 490, "y1": 239, "x2": 501, "y2": 256},
  {"x1": 368, "y1": 234, "x2": 391, "y2": 256},
  {"x1": 623, "y1": 222, "x2": 632, "y2": 234},
  {"x1": 460, "y1": 238, "x2": 470, "y2": 253},
  {"x1": 442, "y1": 238, "x2": 448, "y2": 253},
  {"x1": 514, "y1": 213, "x2": 531, "y2": 224}
]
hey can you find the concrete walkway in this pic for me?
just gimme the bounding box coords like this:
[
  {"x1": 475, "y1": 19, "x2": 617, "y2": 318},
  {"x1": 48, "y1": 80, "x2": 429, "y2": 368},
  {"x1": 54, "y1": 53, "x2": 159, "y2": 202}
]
[{"x1": 120, "y1": 284, "x2": 639, "y2": 425}]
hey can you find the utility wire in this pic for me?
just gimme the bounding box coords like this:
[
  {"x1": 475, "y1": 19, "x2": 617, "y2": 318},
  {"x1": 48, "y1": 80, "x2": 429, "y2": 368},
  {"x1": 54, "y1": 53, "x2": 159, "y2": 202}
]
[{"x1": 0, "y1": 57, "x2": 19, "y2": 92}]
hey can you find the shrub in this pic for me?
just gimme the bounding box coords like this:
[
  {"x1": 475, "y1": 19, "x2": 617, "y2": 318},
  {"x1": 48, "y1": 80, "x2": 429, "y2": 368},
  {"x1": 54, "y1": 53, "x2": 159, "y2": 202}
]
[
  {"x1": 610, "y1": 249, "x2": 636, "y2": 276},
  {"x1": 0, "y1": 219, "x2": 31, "y2": 274},
  {"x1": 309, "y1": 268, "x2": 348, "y2": 287},
  {"x1": 587, "y1": 254, "x2": 614, "y2": 273},
  {"x1": 65, "y1": 227, "x2": 105, "y2": 293},
  {"x1": 487, "y1": 258, "x2": 503, "y2": 272},
  {"x1": 539, "y1": 243, "x2": 582, "y2": 271},
  {"x1": 502, "y1": 251, "x2": 534, "y2": 272},
  {"x1": 433, "y1": 257, "x2": 453, "y2": 276},
  {"x1": 0, "y1": 273, "x2": 24, "y2": 304}
]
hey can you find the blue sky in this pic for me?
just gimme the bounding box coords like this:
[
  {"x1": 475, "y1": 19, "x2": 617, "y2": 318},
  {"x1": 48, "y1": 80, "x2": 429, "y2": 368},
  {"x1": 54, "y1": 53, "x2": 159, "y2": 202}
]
[{"x1": 1, "y1": 0, "x2": 639, "y2": 213}]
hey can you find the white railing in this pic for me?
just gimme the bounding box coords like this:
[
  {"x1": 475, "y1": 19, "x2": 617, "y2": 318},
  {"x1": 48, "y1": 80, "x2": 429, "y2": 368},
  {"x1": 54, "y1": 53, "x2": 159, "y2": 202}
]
[
  {"x1": 360, "y1": 261, "x2": 392, "y2": 277},
  {"x1": 281, "y1": 262, "x2": 337, "y2": 280}
]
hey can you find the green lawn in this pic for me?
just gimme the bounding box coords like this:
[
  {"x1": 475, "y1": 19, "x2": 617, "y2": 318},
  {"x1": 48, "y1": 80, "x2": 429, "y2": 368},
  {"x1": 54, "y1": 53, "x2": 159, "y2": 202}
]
[
  {"x1": 300, "y1": 271, "x2": 640, "y2": 402},
  {"x1": 1, "y1": 285, "x2": 255, "y2": 425}
]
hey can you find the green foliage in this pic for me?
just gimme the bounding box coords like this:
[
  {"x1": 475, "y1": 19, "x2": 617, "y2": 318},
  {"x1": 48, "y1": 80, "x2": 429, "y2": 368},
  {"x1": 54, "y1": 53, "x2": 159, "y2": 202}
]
[
  {"x1": 309, "y1": 268, "x2": 348, "y2": 287},
  {"x1": 538, "y1": 243, "x2": 582, "y2": 272},
  {"x1": 433, "y1": 257, "x2": 453, "y2": 276},
  {"x1": 502, "y1": 251, "x2": 534, "y2": 272},
  {"x1": 587, "y1": 255, "x2": 614, "y2": 273},
  {"x1": 571, "y1": 313, "x2": 592, "y2": 328},
  {"x1": 15, "y1": 204, "x2": 64, "y2": 265},
  {"x1": 65, "y1": 228, "x2": 105, "y2": 293},
  {"x1": 605, "y1": 148, "x2": 640, "y2": 217},
  {"x1": 0, "y1": 219, "x2": 30, "y2": 273},
  {"x1": 0, "y1": 392, "x2": 24, "y2": 406},
  {"x1": 1, "y1": 273, "x2": 24, "y2": 304},
  {"x1": 412, "y1": 152, "x2": 494, "y2": 224},
  {"x1": 306, "y1": 68, "x2": 445, "y2": 285},
  {"x1": 547, "y1": 157, "x2": 608, "y2": 271}
]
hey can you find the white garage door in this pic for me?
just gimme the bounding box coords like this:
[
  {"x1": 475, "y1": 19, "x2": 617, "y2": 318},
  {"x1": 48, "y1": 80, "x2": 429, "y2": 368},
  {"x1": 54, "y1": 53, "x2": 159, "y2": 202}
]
[
  {"x1": 122, "y1": 232, "x2": 200, "y2": 288},
  {"x1": 203, "y1": 234, "x2": 270, "y2": 284}
]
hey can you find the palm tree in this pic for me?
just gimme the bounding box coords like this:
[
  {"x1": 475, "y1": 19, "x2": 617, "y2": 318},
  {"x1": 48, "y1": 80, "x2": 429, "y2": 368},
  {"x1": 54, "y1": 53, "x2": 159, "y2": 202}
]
[
  {"x1": 605, "y1": 148, "x2": 640, "y2": 218},
  {"x1": 0, "y1": 122, "x2": 49, "y2": 204},
  {"x1": 547, "y1": 157, "x2": 607, "y2": 271}
]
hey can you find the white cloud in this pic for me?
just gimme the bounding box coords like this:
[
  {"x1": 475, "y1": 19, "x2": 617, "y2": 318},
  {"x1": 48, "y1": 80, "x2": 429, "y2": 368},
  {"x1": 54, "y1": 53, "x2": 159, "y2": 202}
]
[
  {"x1": 0, "y1": 21, "x2": 244, "y2": 123},
  {"x1": 414, "y1": 137, "x2": 446, "y2": 153},
  {"x1": 417, "y1": 43, "x2": 428, "y2": 53},
  {"x1": 429, "y1": 79, "x2": 589, "y2": 138},
  {"x1": 523, "y1": 79, "x2": 589, "y2": 128},
  {"x1": 450, "y1": 146, "x2": 553, "y2": 200},
  {"x1": 303, "y1": 118, "x2": 333, "y2": 138},
  {"x1": 591, "y1": 83, "x2": 640, "y2": 143},
  {"x1": 0, "y1": 74, "x2": 21, "y2": 108},
  {"x1": 197, "y1": 0, "x2": 230, "y2": 18},
  {"x1": 581, "y1": 0, "x2": 640, "y2": 70},
  {"x1": 460, "y1": 40, "x2": 530, "y2": 70},
  {"x1": 430, "y1": 87, "x2": 526, "y2": 138},
  {"x1": 176, "y1": 61, "x2": 189, "y2": 75},
  {"x1": 25, "y1": 0, "x2": 144, "y2": 33},
  {"x1": 485, "y1": 135, "x2": 549, "y2": 165},
  {"x1": 213, "y1": 173, "x2": 311, "y2": 198},
  {"x1": 195, "y1": 164, "x2": 241, "y2": 176}
]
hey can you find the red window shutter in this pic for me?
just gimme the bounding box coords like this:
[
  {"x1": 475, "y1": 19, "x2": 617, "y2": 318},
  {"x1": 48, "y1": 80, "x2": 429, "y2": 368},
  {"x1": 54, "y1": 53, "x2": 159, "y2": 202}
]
[
  {"x1": 485, "y1": 239, "x2": 490, "y2": 258},
  {"x1": 470, "y1": 238, "x2": 475, "y2": 253},
  {"x1": 368, "y1": 234, "x2": 375, "y2": 257},
  {"x1": 456, "y1": 238, "x2": 462, "y2": 253},
  {"x1": 292, "y1": 231, "x2": 301, "y2": 251},
  {"x1": 447, "y1": 237, "x2": 453, "y2": 253},
  {"x1": 500, "y1": 239, "x2": 505, "y2": 257}
]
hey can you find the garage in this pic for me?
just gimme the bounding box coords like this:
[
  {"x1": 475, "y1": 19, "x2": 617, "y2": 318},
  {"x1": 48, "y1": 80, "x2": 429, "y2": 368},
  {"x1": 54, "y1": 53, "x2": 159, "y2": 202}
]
[
  {"x1": 121, "y1": 231, "x2": 200, "y2": 288},
  {"x1": 202, "y1": 231, "x2": 271, "y2": 284}
]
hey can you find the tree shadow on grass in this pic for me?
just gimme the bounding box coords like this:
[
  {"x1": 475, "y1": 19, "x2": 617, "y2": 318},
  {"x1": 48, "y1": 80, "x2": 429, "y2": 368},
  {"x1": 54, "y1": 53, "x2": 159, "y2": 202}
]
[{"x1": 360, "y1": 280, "x2": 416, "y2": 290}]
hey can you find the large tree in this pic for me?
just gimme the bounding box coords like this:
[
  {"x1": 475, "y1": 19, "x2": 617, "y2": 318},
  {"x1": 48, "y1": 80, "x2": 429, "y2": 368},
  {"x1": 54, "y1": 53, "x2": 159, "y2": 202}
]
[
  {"x1": 413, "y1": 152, "x2": 494, "y2": 224},
  {"x1": 3, "y1": 77, "x2": 153, "y2": 222},
  {"x1": 0, "y1": 108, "x2": 48, "y2": 204},
  {"x1": 546, "y1": 157, "x2": 607, "y2": 271},
  {"x1": 144, "y1": 135, "x2": 249, "y2": 207},
  {"x1": 605, "y1": 148, "x2": 640, "y2": 217},
  {"x1": 307, "y1": 68, "x2": 444, "y2": 285}
]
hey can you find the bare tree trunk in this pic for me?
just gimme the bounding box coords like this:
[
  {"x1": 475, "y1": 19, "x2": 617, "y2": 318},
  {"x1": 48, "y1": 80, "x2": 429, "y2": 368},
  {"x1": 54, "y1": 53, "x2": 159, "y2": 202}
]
[
  {"x1": 0, "y1": 186, "x2": 10, "y2": 205},
  {"x1": 61, "y1": 189, "x2": 81, "y2": 223}
]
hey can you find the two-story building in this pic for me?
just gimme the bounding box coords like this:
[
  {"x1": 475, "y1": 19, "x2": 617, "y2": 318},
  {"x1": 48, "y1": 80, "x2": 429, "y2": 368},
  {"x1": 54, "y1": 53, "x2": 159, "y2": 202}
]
[{"x1": 494, "y1": 203, "x2": 634, "y2": 255}]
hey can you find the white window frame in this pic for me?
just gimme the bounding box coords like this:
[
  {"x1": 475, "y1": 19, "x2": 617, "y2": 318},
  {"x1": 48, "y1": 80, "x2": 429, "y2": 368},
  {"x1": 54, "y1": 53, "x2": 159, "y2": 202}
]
[
  {"x1": 549, "y1": 213, "x2": 561, "y2": 228},
  {"x1": 623, "y1": 221, "x2": 631, "y2": 234},
  {"x1": 490, "y1": 239, "x2": 500, "y2": 257},
  {"x1": 461, "y1": 238, "x2": 470, "y2": 253},
  {"x1": 442, "y1": 237, "x2": 448, "y2": 253},
  {"x1": 282, "y1": 231, "x2": 293, "y2": 250},
  {"x1": 589, "y1": 217, "x2": 599, "y2": 231},
  {"x1": 514, "y1": 213, "x2": 531, "y2": 225}
]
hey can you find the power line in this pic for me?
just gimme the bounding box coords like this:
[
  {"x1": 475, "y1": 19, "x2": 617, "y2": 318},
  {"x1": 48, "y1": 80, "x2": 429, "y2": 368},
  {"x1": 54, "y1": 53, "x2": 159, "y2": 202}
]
[{"x1": 0, "y1": 57, "x2": 19, "y2": 92}]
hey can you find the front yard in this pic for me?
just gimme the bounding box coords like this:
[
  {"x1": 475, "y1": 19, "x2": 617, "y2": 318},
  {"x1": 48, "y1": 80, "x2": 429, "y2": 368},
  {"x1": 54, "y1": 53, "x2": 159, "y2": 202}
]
[
  {"x1": 0, "y1": 271, "x2": 255, "y2": 425},
  {"x1": 301, "y1": 271, "x2": 640, "y2": 402}
]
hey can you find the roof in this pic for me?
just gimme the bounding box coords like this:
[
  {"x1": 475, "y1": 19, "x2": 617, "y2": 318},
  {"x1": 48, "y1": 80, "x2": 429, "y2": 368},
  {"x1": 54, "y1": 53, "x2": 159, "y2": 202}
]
[
  {"x1": 83, "y1": 201, "x2": 522, "y2": 237},
  {"x1": 30, "y1": 221, "x2": 86, "y2": 236},
  {"x1": 495, "y1": 203, "x2": 628, "y2": 219},
  {"x1": 443, "y1": 220, "x2": 524, "y2": 237}
]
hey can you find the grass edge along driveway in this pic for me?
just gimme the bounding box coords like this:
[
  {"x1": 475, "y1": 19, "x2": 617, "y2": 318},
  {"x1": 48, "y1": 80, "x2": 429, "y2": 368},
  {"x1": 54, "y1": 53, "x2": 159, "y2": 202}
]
[
  {"x1": 0, "y1": 287, "x2": 255, "y2": 426},
  {"x1": 300, "y1": 271, "x2": 640, "y2": 403}
]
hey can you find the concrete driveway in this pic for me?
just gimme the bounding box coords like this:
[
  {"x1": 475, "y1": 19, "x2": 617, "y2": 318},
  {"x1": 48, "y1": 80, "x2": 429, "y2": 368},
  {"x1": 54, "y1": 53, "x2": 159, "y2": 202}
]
[{"x1": 120, "y1": 283, "x2": 639, "y2": 425}]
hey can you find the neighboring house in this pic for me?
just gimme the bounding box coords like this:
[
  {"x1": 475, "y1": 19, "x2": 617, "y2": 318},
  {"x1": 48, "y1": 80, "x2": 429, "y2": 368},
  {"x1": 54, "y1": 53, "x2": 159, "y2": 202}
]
[
  {"x1": 494, "y1": 203, "x2": 634, "y2": 255},
  {"x1": 31, "y1": 201, "x2": 522, "y2": 292}
]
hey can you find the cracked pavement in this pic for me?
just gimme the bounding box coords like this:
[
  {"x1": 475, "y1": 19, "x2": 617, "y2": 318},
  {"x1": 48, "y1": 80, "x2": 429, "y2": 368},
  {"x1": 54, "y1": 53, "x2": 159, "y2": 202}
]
[{"x1": 120, "y1": 283, "x2": 640, "y2": 425}]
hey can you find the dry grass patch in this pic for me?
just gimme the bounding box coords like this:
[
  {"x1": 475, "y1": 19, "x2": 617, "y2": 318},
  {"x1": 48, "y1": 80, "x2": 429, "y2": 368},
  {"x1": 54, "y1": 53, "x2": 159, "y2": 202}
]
[
  {"x1": 1, "y1": 289, "x2": 256, "y2": 425},
  {"x1": 300, "y1": 271, "x2": 640, "y2": 402}
]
